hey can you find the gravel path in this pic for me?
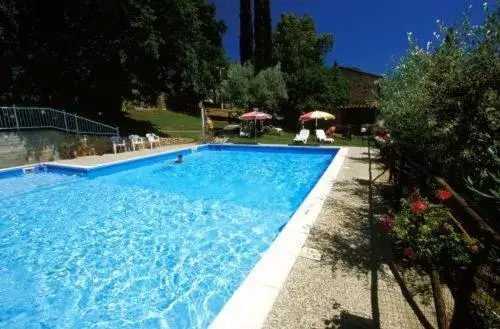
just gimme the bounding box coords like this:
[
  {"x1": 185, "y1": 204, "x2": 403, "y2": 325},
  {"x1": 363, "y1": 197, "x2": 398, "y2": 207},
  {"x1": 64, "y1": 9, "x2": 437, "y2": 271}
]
[{"x1": 264, "y1": 147, "x2": 438, "y2": 329}]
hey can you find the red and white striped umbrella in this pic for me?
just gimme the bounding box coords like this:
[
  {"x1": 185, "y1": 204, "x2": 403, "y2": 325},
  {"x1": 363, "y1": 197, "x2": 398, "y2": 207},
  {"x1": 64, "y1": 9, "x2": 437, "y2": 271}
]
[
  {"x1": 239, "y1": 111, "x2": 272, "y2": 120},
  {"x1": 239, "y1": 111, "x2": 272, "y2": 142}
]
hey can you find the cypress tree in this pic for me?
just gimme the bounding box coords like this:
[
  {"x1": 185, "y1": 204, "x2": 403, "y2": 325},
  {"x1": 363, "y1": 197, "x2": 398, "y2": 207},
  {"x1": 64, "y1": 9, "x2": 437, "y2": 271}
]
[
  {"x1": 239, "y1": 0, "x2": 253, "y2": 63},
  {"x1": 254, "y1": 0, "x2": 272, "y2": 71}
]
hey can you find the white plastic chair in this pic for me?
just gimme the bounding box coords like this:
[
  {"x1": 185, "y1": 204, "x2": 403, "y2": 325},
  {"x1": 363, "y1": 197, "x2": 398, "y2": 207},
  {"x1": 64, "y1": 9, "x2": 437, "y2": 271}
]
[
  {"x1": 110, "y1": 136, "x2": 127, "y2": 154},
  {"x1": 293, "y1": 129, "x2": 310, "y2": 144},
  {"x1": 213, "y1": 136, "x2": 229, "y2": 144},
  {"x1": 128, "y1": 135, "x2": 145, "y2": 151},
  {"x1": 146, "y1": 133, "x2": 161, "y2": 149},
  {"x1": 316, "y1": 129, "x2": 334, "y2": 143}
]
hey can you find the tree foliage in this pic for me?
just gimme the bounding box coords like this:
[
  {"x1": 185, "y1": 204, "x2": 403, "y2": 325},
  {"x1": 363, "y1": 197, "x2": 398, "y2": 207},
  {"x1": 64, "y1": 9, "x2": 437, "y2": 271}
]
[
  {"x1": 379, "y1": 2, "x2": 500, "y2": 199},
  {"x1": 221, "y1": 63, "x2": 255, "y2": 109},
  {"x1": 252, "y1": 64, "x2": 288, "y2": 111},
  {"x1": 254, "y1": 0, "x2": 273, "y2": 71},
  {"x1": 274, "y1": 13, "x2": 333, "y2": 74},
  {"x1": 285, "y1": 66, "x2": 349, "y2": 116},
  {"x1": 221, "y1": 62, "x2": 287, "y2": 112},
  {"x1": 466, "y1": 145, "x2": 500, "y2": 214},
  {"x1": 239, "y1": 0, "x2": 253, "y2": 63},
  {"x1": 0, "y1": 0, "x2": 227, "y2": 117},
  {"x1": 273, "y1": 13, "x2": 348, "y2": 126}
]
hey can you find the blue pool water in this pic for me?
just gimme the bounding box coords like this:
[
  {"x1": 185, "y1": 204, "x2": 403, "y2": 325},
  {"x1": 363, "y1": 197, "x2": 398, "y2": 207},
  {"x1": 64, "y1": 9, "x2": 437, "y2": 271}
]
[{"x1": 0, "y1": 146, "x2": 337, "y2": 328}]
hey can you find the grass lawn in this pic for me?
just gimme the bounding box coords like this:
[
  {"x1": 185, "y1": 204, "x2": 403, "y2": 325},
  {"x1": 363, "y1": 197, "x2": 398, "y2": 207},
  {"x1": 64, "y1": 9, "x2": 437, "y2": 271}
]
[
  {"x1": 126, "y1": 109, "x2": 225, "y2": 141},
  {"x1": 126, "y1": 109, "x2": 367, "y2": 146},
  {"x1": 229, "y1": 132, "x2": 367, "y2": 147}
]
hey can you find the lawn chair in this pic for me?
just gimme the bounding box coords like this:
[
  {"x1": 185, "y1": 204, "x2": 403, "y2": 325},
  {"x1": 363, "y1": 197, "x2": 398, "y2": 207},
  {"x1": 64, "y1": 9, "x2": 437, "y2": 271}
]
[
  {"x1": 110, "y1": 136, "x2": 127, "y2": 154},
  {"x1": 293, "y1": 129, "x2": 310, "y2": 144},
  {"x1": 316, "y1": 129, "x2": 334, "y2": 143},
  {"x1": 146, "y1": 133, "x2": 161, "y2": 149},
  {"x1": 128, "y1": 135, "x2": 145, "y2": 151}
]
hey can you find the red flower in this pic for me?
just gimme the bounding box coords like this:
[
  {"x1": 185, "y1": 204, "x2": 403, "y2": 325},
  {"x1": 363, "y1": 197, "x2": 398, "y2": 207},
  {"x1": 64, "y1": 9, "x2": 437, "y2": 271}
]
[
  {"x1": 411, "y1": 201, "x2": 427, "y2": 213},
  {"x1": 437, "y1": 189, "x2": 452, "y2": 201},
  {"x1": 471, "y1": 244, "x2": 479, "y2": 253},
  {"x1": 381, "y1": 217, "x2": 394, "y2": 233},
  {"x1": 404, "y1": 247, "x2": 417, "y2": 261}
]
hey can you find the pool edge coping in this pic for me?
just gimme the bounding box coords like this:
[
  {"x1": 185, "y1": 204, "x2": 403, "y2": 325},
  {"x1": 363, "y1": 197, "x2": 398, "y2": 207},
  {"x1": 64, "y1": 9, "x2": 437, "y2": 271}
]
[
  {"x1": 0, "y1": 144, "x2": 205, "y2": 176},
  {"x1": 208, "y1": 147, "x2": 348, "y2": 329}
]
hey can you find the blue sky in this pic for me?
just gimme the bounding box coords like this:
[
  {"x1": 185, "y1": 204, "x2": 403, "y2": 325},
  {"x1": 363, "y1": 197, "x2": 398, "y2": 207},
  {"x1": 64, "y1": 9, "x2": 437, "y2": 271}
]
[{"x1": 211, "y1": 0, "x2": 486, "y2": 75}]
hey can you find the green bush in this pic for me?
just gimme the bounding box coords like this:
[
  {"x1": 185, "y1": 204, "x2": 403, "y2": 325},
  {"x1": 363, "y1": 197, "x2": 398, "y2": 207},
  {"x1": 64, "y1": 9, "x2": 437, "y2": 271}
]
[
  {"x1": 383, "y1": 191, "x2": 474, "y2": 267},
  {"x1": 379, "y1": 3, "x2": 500, "y2": 193},
  {"x1": 221, "y1": 62, "x2": 287, "y2": 112},
  {"x1": 466, "y1": 144, "x2": 500, "y2": 213}
]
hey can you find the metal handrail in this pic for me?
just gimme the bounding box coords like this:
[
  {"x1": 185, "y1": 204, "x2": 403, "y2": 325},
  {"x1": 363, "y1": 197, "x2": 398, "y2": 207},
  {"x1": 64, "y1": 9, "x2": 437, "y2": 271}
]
[{"x1": 0, "y1": 106, "x2": 118, "y2": 136}]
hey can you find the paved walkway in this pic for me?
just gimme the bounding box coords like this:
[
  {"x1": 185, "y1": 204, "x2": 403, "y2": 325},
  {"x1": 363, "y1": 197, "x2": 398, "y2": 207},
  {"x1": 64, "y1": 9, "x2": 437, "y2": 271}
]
[
  {"x1": 264, "y1": 147, "x2": 438, "y2": 329},
  {"x1": 53, "y1": 143, "x2": 196, "y2": 167}
]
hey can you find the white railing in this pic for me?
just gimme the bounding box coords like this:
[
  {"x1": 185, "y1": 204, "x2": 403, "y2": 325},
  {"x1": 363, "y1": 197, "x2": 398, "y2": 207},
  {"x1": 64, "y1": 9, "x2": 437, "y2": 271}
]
[{"x1": 0, "y1": 106, "x2": 119, "y2": 136}]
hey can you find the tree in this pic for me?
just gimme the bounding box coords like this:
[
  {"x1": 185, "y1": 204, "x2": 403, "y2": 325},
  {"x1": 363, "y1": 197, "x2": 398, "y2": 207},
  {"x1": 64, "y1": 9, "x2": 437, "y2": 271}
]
[
  {"x1": 0, "y1": 0, "x2": 227, "y2": 118},
  {"x1": 273, "y1": 13, "x2": 348, "y2": 126},
  {"x1": 221, "y1": 63, "x2": 255, "y2": 109},
  {"x1": 254, "y1": 0, "x2": 273, "y2": 71},
  {"x1": 239, "y1": 0, "x2": 253, "y2": 63},
  {"x1": 221, "y1": 62, "x2": 287, "y2": 111},
  {"x1": 379, "y1": 2, "x2": 500, "y2": 206},
  {"x1": 251, "y1": 64, "x2": 287, "y2": 112},
  {"x1": 274, "y1": 13, "x2": 333, "y2": 74},
  {"x1": 284, "y1": 66, "x2": 349, "y2": 120}
]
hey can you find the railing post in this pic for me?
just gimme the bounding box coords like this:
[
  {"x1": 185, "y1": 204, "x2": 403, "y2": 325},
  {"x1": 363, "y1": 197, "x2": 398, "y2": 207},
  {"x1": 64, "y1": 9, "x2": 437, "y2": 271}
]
[
  {"x1": 13, "y1": 105, "x2": 20, "y2": 131},
  {"x1": 74, "y1": 113, "x2": 79, "y2": 133},
  {"x1": 115, "y1": 126, "x2": 120, "y2": 136},
  {"x1": 200, "y1": 101, "x2": 206, "y2": 143},
  {"x1": 63, "y1": 110, "x2": 68, "y2": 132},
  {"x1": 394, "y1": 152, "x2": 405, "y2": 209}
]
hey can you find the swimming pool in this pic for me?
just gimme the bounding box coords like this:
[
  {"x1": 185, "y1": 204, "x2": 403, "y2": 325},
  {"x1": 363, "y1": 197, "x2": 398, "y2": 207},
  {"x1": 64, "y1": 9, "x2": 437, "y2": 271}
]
[{"x1": 0, "y1": 145, "x2": 338, "y2": 328}]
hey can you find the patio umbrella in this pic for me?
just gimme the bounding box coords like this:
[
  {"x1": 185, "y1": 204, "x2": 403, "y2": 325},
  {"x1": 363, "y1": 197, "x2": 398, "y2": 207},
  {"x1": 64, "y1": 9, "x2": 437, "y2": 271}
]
[
  {"x1": 239, "y1": 110, "x2": 272, "y2": 143},
  {"x1": 299, "y1": 111, "x2": 335, "y2": 128}
]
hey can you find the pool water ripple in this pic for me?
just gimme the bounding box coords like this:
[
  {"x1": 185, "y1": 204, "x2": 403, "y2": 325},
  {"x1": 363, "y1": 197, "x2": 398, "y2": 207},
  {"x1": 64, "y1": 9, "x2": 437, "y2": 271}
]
[{"x1": 0, "y1": 148, "x2": 335, "y2": 328}]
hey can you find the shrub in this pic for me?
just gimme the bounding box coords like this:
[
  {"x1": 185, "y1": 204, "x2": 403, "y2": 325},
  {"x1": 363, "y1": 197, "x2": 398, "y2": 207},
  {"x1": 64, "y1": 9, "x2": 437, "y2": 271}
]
[
  {"x1": 383, "y1": 191, "x2": 474, "y2": 267},
  {"x1": 221, "y1": 62, "x2": 287, "y2": 112},
  {"x1": 379, "y1": 3, "x2": 500, "y2": 192}
]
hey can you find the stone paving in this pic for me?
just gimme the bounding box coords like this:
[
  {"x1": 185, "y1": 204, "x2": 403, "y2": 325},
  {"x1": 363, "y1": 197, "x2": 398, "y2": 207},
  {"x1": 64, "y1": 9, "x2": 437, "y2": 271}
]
[
  {"x1": 53, "y1": 143, "x2": 195, "y2": 167},
  {"x1": 264, "y1": 147, "x2": 438, "y2": 329}
]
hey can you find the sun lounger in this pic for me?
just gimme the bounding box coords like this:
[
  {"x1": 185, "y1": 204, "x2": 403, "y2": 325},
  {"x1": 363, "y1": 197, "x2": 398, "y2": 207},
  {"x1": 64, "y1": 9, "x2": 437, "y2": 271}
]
[
  {"x1": 146, "y1": 133, "x2": 161, "y2": 149},
  {"x1": 128, "y1": 135, "x2": 145, "y2": 151},
  {"x1": 316, "y1": 129, "x2": 334, "y2": 143},
  {"x1": 110, "y1": 136, "x2": 127, "y2": 154},
  {"x1": 293, "y1": 129, "x2": 310, "y2": 144}
]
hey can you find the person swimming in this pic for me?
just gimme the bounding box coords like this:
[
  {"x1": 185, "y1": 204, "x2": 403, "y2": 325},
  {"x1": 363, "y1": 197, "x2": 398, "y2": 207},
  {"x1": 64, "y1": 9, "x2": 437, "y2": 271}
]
[{"x1": 174, "y1": 154, "x2": 183, "y2": 163}]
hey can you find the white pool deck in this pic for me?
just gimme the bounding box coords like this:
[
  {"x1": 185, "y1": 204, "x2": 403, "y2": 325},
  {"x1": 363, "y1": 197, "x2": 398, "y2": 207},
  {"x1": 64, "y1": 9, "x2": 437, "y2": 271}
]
[{"x1": 53, "y1": 143, "x2": 196, "y2": 167}]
